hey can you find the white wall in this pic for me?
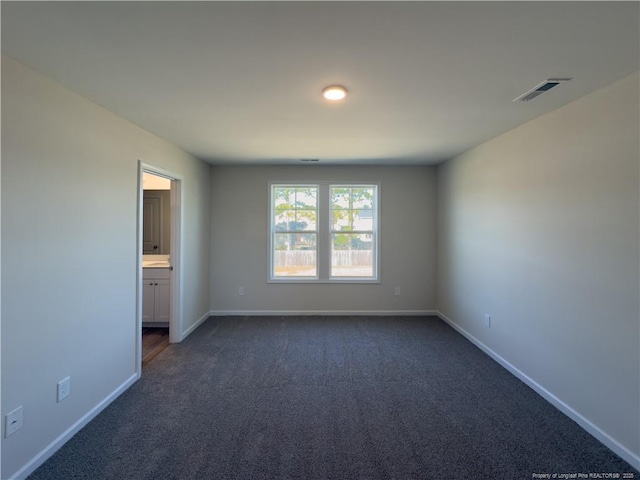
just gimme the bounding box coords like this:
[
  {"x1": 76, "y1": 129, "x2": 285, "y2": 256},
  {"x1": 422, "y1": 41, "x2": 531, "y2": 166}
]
[
  {"x1": 210, "y1": 165, "x2": 437, "y2": 314},
  {"x1": 437, "y1": 72, "x2": 640, "y2": 467},
  {"x1": 1, "y1": 54, "x2": 211, "y2": 479}
]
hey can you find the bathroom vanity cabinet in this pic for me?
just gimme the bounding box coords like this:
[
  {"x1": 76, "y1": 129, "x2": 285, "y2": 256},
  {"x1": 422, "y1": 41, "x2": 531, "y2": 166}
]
[{"x1": 142, "y1": 267, "x2": 170, "y2": 326}]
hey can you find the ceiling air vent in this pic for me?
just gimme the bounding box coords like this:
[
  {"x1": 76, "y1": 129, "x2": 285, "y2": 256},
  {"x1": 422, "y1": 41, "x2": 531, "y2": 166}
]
[
  {"x1": 513, "y1": 78, "x2": 572, "y2": 102},
  {"x1": 300, "y1": 158, "x2": 319, "y2": 162}
]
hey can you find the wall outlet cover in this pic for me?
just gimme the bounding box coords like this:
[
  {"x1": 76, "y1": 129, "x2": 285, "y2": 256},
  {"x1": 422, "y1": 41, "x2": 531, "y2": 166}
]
[
  {"x1": 5, "y1": 406, "x2": 23, "y2": 438},
  {"x1": 57, "y1": 376, "x2": 71, "y2": 402}
]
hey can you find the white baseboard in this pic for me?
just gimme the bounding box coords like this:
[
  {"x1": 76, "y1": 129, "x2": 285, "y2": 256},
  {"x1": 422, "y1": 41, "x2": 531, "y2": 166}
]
[
  {"x1": 209, "y1": 309, "x2": 438, "y2": 317},
  {"x1": 180, "y1": 311, "x2": 211, "y2": 341},
  {"x1": 9, "y1": 374, "x2": 138, "y2": 480},
  {"x1": 436, "y1": 310, "x2": 640, "y2": 471}
]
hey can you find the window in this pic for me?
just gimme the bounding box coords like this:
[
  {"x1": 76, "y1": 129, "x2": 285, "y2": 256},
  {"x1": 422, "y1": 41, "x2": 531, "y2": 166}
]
[
  {"x1": 330, "y1": 185, "x2": 376, "y2": 278},
  {"x1": 270, "y1": 183, "x2": 378, "y2": 282},
  {"x1": 272, "y1": 185, "x2": 318, "y2": 278}
]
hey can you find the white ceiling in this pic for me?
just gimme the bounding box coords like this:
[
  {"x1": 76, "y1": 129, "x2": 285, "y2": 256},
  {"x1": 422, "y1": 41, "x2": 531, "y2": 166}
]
[{"x1": 2, "y1": 1, "x2": 638, "y2": 165}]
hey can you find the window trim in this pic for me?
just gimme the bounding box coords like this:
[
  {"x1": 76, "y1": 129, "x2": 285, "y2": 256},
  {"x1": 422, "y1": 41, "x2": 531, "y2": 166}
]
[{"x1": 268, "y1": 181, "x2": 380, "y2": 284}]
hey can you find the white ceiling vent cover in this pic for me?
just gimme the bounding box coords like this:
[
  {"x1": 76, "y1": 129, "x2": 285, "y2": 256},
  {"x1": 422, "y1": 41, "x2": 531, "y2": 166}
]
[{"x1": 513, "y1": 78, "x2": 572, "y2": 102}]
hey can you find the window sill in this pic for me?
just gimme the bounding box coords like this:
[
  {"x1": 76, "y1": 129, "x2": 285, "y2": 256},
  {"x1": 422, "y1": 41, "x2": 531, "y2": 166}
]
[{"x1": 267, "y1": 278, "x2": 381, "y2": 285}]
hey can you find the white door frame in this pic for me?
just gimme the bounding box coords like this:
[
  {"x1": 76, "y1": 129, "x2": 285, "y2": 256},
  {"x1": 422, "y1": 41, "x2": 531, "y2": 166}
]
[{"x1": 136, "y1": 161, "x2": 184, "y2": 377}]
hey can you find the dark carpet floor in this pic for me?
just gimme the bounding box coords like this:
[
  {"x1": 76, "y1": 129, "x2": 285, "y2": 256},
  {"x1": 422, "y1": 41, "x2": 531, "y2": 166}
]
[{"x1": 29, "y1": 316, "x2": 638, "y2": 480}]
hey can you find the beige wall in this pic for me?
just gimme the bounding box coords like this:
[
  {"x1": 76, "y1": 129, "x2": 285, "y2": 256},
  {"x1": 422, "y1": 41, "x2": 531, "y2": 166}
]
[
  {"x1": 1, "y1": 54, "x2": 211, "y2": 478},
  {"x1": 437, "y1": 72, "x2": 640, "y2": 467},
  {"x1": 210, "y1": 165, "x2": 437, "y2": 314}
]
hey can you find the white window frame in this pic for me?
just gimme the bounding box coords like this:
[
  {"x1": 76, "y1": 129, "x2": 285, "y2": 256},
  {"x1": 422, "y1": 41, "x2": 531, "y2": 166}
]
[{"x1": 269, "y1": 181, "x2": 380, "y2": 283}]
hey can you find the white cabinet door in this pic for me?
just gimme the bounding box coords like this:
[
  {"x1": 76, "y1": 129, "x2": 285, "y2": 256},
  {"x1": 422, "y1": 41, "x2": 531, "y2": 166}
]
[
  {"x1": 154, "y1": 279, "x2": 171, "y2": 323},
  {"x1": 142, "y1": 269, "x2": 171, "y2": 325},
  {"x1": 142, "y1": 280, "x2": 156, "y2": 323}
]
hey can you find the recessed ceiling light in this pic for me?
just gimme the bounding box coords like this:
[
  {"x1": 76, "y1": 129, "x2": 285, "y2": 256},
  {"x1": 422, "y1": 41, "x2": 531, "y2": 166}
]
[{"x1": 322, "y1": 85, "x2": 347, "y2": 101}]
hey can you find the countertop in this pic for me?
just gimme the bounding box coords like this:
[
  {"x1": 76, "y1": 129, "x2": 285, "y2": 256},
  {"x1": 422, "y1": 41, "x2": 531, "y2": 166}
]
[{"x1": 143, "y1": 255, "x2": 171, "y2": 269}]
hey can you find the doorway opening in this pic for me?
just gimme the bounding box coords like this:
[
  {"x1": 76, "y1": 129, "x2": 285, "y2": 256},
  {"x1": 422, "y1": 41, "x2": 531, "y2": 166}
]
[{"x1": 137, "y1": 162, "x2": 183, "y2": 375}]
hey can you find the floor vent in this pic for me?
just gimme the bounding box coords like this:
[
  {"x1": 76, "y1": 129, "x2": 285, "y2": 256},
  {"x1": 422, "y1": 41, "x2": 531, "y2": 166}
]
[{"x1": 513, "y1": 78, "x2": 572, "y2": 102}]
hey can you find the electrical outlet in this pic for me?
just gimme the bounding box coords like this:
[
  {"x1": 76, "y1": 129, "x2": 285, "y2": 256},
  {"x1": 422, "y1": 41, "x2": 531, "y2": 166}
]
[
  {"x1": 57, "y1": 377, "x2": 71, "y2": 402},
  {"x1": 238, "y1": 286, "x2": 245, "y2": 296},
  {"x1": 5, "y1": 406, "x2": 23, "y2": 438},
  {"x1": 394, "y1": 287, "x2": 401, "y2": 296},
  {"x1": 484, "y1": 314, "x2": 491, "y2": 328}
]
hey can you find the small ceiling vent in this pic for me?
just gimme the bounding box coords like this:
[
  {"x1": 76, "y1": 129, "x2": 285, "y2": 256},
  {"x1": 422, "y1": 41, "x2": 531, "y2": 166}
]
[
  {"x1": 300, "y1": 158, "x2": 319, "y2": 162},
  {"x1": 513, "y1": 78, "x2": 572, "y2": 102}
]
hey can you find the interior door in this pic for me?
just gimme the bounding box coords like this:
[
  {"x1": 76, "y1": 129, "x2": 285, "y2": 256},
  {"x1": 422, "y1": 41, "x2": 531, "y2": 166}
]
[{"x1": 142, "y1": 195, "x2": 162, "y2": 254}]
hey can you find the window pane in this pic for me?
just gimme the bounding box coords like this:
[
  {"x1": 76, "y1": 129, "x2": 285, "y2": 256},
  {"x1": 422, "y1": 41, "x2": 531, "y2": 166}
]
[
  {"x1": 273, "y1": 186, "x2": 317, "y2": 232},
  {"x1": 331, "y1": 187, "x2": 351, "y2": 208},
  {"x1": 330, "y1": 186, "x2": 375, "y2": 232},
  {"x1": 296, "y1": 209, "x2": 317, "y2": 230},
  {"x1": 274, "y1": 187, "x2": 296, "y2": 211},
  {"x1": 351, "y1": 188, "x2": 374, "y2": 209},
  {"x1": 331, "y1": 187, "x2": 374, "y2": 207},
  {"x1": 331, "y1": 233, "x2": 374, "y2": 277},
  {"x1": 295, "y1": 187, "x2": 317, "y2": 209},
  {"x1": 331, "y1": 209, "x2": 351, "y2": 231},
  {"x1": 276, "y1": 209, "x2": 316, "y2": 231},
  {"x1": 353, "y1": 209, "x2": 373, "y2": 230},
  {"x1": 273, "y1": 233, "x2": 317, "y2": 277},
  {"x1": 274, "y1": 209, "x2": 295, "y2": 231}
]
